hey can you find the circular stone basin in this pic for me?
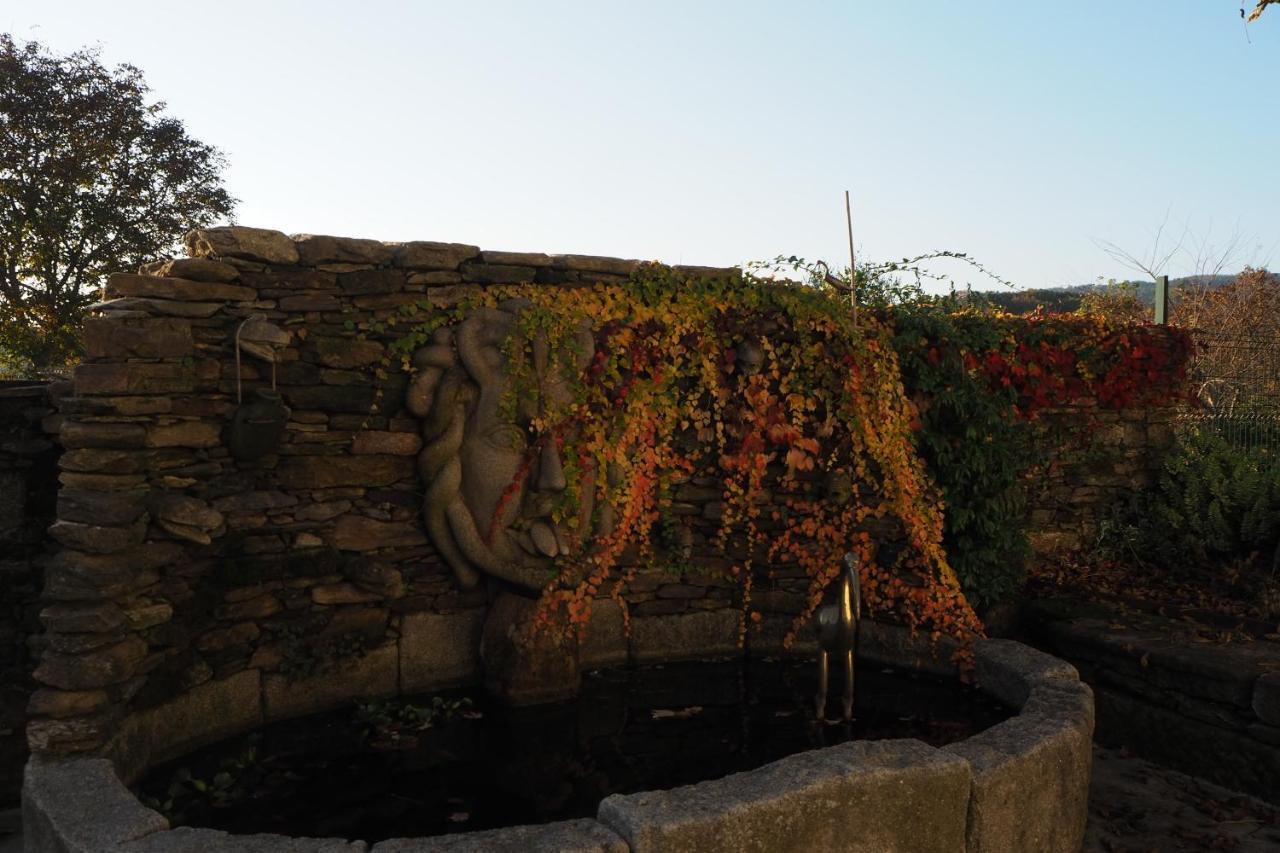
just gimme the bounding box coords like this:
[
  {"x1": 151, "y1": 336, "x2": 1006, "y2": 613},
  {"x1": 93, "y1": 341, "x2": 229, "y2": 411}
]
[
  {"x1": 131, "y1": 660, "x2": 1012, "y2": 842},
  {"x1": 23, "y1": 632, "x2": 1097, "y2": 853}
]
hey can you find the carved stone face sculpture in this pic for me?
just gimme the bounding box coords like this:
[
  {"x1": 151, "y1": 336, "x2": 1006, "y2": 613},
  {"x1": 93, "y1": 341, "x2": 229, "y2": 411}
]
[{"x1": 406, "y1": 298, "x2": 598, "y2": 594}]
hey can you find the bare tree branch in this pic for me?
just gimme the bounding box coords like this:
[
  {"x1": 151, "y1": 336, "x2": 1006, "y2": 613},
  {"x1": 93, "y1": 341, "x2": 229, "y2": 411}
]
[{"x1": 1092, "y1": 207, "x2": 1189, "y2": 282}]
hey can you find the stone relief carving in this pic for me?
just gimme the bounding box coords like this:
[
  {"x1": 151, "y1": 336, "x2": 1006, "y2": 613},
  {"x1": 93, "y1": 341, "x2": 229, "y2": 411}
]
[{"x1": 406, "y1": 298, "x2": 599, "y2": 594}]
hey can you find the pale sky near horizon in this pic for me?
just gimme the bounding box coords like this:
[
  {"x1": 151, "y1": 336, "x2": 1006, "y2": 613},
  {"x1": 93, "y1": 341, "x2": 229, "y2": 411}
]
[{"x1": 6, "y1": 1, "x2": 1279, "y2": 292}]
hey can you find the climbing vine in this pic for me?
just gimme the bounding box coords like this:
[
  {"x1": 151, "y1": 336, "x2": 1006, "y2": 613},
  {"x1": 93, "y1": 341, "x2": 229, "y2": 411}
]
[
  {"x1": 371, "y1": 265, "x2": 982, "y2": 652},
  {"x1": 889, "y1": 300, "x2": 1193, "y2": 605},
  {"x1": 344, "y1": 256, "x2": 1194, "y2": 663}
]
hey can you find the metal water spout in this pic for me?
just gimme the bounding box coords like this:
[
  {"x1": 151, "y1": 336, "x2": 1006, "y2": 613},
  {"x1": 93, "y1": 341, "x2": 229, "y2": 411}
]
[{"x1": 816, "y1": 552, "x2": 862, "y2": 721}]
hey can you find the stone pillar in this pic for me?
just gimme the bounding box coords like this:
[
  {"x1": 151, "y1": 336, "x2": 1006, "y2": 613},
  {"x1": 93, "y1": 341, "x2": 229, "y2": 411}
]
[{"x1": 26, "y1": 261, "x2": 242, "y2": 758}]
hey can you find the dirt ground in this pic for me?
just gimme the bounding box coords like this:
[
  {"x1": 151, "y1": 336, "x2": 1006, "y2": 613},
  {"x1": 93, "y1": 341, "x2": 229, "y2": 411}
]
[{"x1": 1087, "y1": 746, "x2": 1280, "y2": 852}]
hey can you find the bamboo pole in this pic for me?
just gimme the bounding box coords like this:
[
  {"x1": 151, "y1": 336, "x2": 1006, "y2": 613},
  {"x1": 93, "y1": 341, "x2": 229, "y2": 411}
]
[{"x1": 845, "y1": 190, "x2": 857, "y2": 324}]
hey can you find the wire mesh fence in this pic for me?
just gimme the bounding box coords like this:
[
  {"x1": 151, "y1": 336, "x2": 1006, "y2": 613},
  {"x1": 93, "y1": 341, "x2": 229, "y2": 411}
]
[{"x1": 1186, "y1": 328, "x2": 1280, "y2": 467}]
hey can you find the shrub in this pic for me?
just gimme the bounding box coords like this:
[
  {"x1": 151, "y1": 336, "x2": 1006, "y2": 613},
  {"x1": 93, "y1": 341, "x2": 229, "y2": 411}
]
[
  {"x1": 1140, "y1": 427, "x2": 1280, "y2": 570},
  {"x1": 1076, "y1": 280, "x2": 1150, "y2": 325}
]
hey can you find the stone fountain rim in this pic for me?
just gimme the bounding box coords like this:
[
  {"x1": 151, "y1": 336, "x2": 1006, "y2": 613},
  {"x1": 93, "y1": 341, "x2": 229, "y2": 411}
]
[{"x1": 21, "y1": 631, "x2": 1094, "y2": 853}]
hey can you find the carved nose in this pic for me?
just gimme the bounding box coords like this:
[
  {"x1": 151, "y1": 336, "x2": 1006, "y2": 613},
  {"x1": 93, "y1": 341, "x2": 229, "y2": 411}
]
[{"x1": 537, "y1": 441, "x2": 567, "y2": 492}]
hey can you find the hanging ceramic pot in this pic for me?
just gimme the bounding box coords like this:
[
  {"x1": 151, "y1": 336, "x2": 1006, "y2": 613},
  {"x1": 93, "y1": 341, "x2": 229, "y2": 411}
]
[{"x1": 227, "y1": 388, "x2": 291, "y2": 461}]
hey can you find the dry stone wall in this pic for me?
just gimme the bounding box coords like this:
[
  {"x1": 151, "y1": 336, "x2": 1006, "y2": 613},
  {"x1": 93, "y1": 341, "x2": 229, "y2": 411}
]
[
  {"x1": 28, "y1": 227, "x2": 763, "y2": 764},
  {"x1": 1025, "y1": 600, "x2": 1280, "y2": 802},
  {"x1": 1024, "y1": 401, "x2": 1180, "y2": 555},
  {"x1": 23, "y1": 225, "x2": 1181, "y2": 770}
]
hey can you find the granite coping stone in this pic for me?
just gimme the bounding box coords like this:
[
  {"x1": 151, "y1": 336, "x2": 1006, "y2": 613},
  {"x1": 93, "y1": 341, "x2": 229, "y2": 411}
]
[
  {"x1": 598, "y1": 739, "x2": 971, "y2": 853},
  {"x1": 21, "y1": 756, "x2": 168, "y2": 853},
  {"x1": 120, "y1": 828, "x2": 366, "y2": 853},
  {"x1": 371, "y1": 820, "x2": 626, "y2": 853},
  {"x1": 23, "y1": 631, "x2": 1092, "y2": 853},
  {"x1": 107, "y1": 669, "x2": 263, "y2": 785},
  {"x1": 973, "y1": 638, "x2": 1080, "y2": 708},
  {"x1": 1039, "y1": 613, "x2": 1277, "y2": 708},
  {"x1": 945, "y1": 680, "x2": 1095, "y2": 853},
  {"x1": 628, "y1": 609, "x2": 739, "y2": 664}
]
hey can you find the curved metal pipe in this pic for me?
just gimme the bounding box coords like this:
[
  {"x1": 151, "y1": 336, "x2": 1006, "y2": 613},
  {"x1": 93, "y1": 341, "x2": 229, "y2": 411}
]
[{"x1": 816, "y1": 551, "x2": 862, "y2": 721}]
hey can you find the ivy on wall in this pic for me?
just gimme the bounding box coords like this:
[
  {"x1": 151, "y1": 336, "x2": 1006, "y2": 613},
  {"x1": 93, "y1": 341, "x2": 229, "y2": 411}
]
[
  {"x1": 374, "y1": 266, "x2": 981, "y2": 651},
  {"x1": 889, "y1": 303, "x2": 1193, "y2": 606},
  {"x1": 353, "y1": 263, "x2": 1192, "y2": 656}
]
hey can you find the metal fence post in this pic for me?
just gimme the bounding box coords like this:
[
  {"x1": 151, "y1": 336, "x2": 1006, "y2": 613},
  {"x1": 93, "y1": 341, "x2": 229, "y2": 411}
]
[{"x1": 1155, "y1": 275, "x2": 1169, "y2": 325}]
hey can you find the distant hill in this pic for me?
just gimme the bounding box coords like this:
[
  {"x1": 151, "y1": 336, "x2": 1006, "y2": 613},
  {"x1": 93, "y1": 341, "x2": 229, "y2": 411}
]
[{"x1": 975, "y1": 276, "x2": 1237, "y2": 315}]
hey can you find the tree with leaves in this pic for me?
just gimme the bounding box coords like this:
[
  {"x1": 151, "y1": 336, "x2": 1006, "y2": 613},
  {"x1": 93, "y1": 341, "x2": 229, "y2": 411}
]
[{"x1": 0, "y1": 34, "x2": 235, "y2": 375}]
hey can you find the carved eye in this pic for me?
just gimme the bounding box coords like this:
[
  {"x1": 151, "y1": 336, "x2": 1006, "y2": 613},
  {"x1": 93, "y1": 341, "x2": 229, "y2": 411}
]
[{"x1": 487, "y1": 424, "x2": 528, "y2": 451}]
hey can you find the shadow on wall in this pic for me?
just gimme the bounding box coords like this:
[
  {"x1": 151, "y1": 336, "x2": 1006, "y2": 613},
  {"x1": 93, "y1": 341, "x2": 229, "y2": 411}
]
[{"x1": 0, "y1": 382, "x2": 62, "y2": 805}]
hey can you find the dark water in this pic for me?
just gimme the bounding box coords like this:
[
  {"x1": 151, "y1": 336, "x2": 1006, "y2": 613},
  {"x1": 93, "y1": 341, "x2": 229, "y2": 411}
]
[{"x1": 135, "y1": 660, "x2": 1010, "y2": 842}]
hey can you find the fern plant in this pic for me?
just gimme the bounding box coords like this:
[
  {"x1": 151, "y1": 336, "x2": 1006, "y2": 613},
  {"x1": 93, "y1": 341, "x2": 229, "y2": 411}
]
[{"x1": 1142, "y1": 428, "x2": 1280, "y2": 568}]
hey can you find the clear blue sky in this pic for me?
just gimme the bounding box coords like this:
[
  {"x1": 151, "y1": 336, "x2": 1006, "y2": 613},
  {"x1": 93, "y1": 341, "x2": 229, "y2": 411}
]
[{"x1": 6, "y1": 1, "x2": 1279, "y2": 292}]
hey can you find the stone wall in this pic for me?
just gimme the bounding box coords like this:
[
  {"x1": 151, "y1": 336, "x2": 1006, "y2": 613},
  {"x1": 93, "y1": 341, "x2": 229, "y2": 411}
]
[
  {"x1": 25, "y1": 225, "x2": 1185, "y2": 770},
  {"x1": 23, "y1": 635, "x2": 1095, "y2": 853},
  {"x1": 1024, "y1": 401, "x2": 1179, "y2": 556},
  {"x1": 28, "y1": 227, "x2": 766, "y2": 765},
  {"x1": 0, "y1": 383, "x2": 60, "y2": 804},
  {"x1": 1024, "y1": 599, "x2": 1280, "y2": 802}
]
